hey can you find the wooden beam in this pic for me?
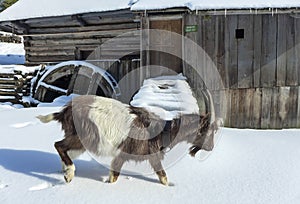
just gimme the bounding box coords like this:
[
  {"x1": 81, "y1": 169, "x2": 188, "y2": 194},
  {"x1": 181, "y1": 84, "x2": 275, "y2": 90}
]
[{"x1": 71, "y1": 15, "x2": 87, "y2": 27}]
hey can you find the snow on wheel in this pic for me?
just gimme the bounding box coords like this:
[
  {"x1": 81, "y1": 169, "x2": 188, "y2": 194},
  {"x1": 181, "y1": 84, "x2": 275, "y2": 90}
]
[{"x1": 33, "y1": 61, "x2": 120, "y2": 102}]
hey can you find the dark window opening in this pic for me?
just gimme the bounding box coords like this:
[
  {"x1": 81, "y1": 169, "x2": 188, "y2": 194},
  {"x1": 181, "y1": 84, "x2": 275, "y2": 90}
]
[
  {"x1": 75, "y1": 49, "x2": 93, "y2": 60},
  {"x1": 235, "y1": 29, "x2": 245, "y2": 39}
]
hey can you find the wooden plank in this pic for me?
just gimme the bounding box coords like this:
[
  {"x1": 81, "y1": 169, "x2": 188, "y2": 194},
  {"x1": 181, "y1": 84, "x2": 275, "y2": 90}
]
[
  {"x1": 28, "y1": 38, "x2": 103, "y2": 46},
  {"x1": 216, "y1": 16, "x2": 227, "y2": 89},
  {"x1": 237, "y1": 15, "x2": 254, "y2": 88},
  {"x1": 237, "y1": 89, "x2": 247, "y2": 128},
  {"x1": 260, "y1": 14, "x2": 277, "y2": 88},
  {"x1": 27, "y1": 28, "x2": 139, "y2": 39},
  {"x1": 29, "y1": 23, "x2": 138, "y2": 34},
  {"x1": 223, "y1": 89, "x2": 231, "y2": 127},
  {"x1": 286, "y1": 86, "x2": 298, "y2": 128},
  {"x1": 26, "y1": 50, "x2": 75, "y2": 57},
  {"x1": 286, "y1": 16, "x2": 298, "y2": 86},
  {"x1": 0, "y1": 90, "x2": 21, "y2": 96},
  {"x1": 296, "y1": 18, "x2": 300, "y2": 86},
  {"x1": 0, "y1": 84, "x2": 16, "y2": 89},
  {"x1": 26, "y1": 15, "x2": 135, "y2": 28},
  {"x1": 261, "y1": 88, "x2": 272, "y2": 129},
  {"x1": 225, "y1": 15, "x2": 238, "y2": 89},
  {"x1": 183, "y1": 14, "x2": 198, "y2": 89},
  {"x1": 27, "y1": 55, "x2": 75, "y2": 63},
  {"x1": 278, "y1": 87, "x2": 290, "y2": 127},
  {"x1": 276, "y1": 14, "x2": 287, "y2": 86},
  {"x1": 196, "y1": 15, "x2": 205, "y2": 90},
  {"x1": 251, "y1": 88, "x2": 262, "y2": 129},
  {"x1": 230, "y1": 89, "x2": 239, "y2": 128},
  {"x1": 297, "y1": 86, "x2": 300, "y2": 128},
  {"x1": 202, "y1": 15, "x2": 216, "y2": 90},
  {"x1": 244, "y1": 89, "x2": 252, "y2": 128},
  {"x1": 269, "y1": 87, "x2": 280, "y2": 129},
  {"x1": 253, "y1": 15, "x2": 262, "y2": 88}
]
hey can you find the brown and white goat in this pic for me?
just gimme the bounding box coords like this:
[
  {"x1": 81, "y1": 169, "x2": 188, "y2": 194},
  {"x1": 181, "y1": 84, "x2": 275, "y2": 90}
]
[{"x1": 37, "y1": 94, "x2": 218, "y2": 185}]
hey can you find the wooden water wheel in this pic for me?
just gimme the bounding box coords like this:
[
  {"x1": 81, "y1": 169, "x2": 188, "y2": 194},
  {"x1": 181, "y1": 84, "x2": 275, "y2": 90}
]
[{"x1": 33, "y1": 61, "x2": 120, "y2": 102}]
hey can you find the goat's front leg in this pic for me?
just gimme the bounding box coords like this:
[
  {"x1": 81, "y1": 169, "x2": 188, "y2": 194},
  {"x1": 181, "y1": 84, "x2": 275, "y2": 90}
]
[
  {"x1": 149, "y1": 157, "x2": 168, "y2": 186},
  {"x1": 108, "y1": 155, "x2": 125, "y2": 183}
]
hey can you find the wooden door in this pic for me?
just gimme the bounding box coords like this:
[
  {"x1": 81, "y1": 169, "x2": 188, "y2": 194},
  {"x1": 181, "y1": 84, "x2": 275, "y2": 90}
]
[{"x1": 149, "y1": 19, "x2": 183, "y2": 74}]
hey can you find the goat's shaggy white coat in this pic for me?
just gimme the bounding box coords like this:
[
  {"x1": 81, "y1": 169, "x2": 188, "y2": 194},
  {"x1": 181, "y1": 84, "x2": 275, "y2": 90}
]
[{"x1": 87, "y1": 97, "x2": 136, "y2": 156}]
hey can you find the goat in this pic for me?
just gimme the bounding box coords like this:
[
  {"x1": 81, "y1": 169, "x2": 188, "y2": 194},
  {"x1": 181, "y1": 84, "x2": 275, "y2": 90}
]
[{"x1": 37, "y1": 94, "x2": 218, "y2": 186}]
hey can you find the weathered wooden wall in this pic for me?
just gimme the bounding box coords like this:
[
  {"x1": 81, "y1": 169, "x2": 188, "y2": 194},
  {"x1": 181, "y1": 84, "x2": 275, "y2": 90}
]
[
  {"x1": 184, "y1": 13, "x2": 300, "y2": 128},
  {"x1": 17, "y1": 10, "x2": 140, "y2": 64}
]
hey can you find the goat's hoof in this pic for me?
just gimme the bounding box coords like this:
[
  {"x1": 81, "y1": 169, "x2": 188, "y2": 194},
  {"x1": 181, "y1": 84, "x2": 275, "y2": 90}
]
[
  {"x1": 108, "y1": 175, "x2": 118, "y2": 183},
  {"x1": 64, "y1": 164, "x2": 75, "y2": 183},
  {"x1": 107, "y1": 171, "x2": 119, "y2": 183},
  {"x1": 64, "y1": 175, "x2": 73, "y2": 183},
  {"x1": 159, "y1": 176, "x2": 169, "y2": 186}
]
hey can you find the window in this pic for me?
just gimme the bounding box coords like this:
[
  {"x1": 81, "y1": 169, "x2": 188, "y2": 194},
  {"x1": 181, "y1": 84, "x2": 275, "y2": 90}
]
[{"x1": 235, "y1": 29, "x2": 244, "y2": 39}]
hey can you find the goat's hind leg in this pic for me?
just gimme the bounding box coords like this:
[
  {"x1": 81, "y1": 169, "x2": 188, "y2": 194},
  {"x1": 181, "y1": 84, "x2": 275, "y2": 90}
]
[{"x1": 54, "y1": 136, "x2": 84, "y2": 183}]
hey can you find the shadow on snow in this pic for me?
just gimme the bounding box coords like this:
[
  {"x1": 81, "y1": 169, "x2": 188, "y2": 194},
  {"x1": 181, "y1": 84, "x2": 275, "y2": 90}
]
[{"x1": 0, "y1": 149, "x2": 160, "y2": 185}]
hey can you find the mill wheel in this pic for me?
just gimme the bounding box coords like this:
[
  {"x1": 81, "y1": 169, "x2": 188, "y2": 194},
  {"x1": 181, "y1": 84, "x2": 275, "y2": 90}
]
[{"x1": 33, "y1": 61, "x2": 120, "y2": 102}]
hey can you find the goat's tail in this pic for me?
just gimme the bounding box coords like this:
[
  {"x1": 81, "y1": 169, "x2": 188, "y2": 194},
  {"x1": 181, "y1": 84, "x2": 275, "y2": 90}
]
[{"x1": 36, "y1": 113, "x2": 59, "y2": 123}]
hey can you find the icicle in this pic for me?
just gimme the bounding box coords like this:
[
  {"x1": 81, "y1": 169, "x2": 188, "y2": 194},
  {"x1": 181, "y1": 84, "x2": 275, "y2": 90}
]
[
  {"x1": 276, "y1": 8, "x2": 278, "y2": 14},
  {"x1": 196, "y1": 9, "x2": 198, "y2": 15},
  {"x1": 224, "y1": 9, "x2": 227, "y2": 17},
  {"x1": 255, "y1": 9, "x2": 258, "y2": 15},
  {"x1": 250, "y1": 8, "x2": 252, "y2": 14},
  {"x1": 272, "y1": 8, "x2": 274, "y2": 16}
]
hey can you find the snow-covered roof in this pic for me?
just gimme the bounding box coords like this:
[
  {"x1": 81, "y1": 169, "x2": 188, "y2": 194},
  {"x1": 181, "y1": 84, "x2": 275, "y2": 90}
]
[
  {"x1": 0, "y1": 0, "x2": 133, "y2": 21},
  {"x1": 132, "y1": 0, "x2": 300, "y2": 11},
  {"x1": 1, "y1": 0, "x2": 300, "y2": 22}
]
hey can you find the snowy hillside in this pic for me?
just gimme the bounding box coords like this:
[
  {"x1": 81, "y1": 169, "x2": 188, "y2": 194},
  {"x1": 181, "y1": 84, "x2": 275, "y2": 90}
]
[{"x1": 1, "y1": 104, "x2": 300, "y2": 204}]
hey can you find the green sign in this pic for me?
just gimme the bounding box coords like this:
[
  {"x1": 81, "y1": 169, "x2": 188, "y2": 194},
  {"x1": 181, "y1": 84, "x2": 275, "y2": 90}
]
[{"x1": 185, "y1": 25, "x2": 198, "y2": 33}]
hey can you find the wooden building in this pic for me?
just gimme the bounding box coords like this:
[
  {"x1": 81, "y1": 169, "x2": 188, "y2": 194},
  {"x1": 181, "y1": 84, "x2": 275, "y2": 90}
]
[{"x1": 0, "y1": 0, "x2": 300, "y2": 128}]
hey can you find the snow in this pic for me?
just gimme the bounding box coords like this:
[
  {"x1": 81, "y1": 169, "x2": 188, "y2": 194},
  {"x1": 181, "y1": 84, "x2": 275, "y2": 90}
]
[
  {"x1": 37, "y1": 94, "x2": 78, "y2": 107},
  {"x1": 130, "y1": 74, "x2": 199, "y2": 120},
  {"x1": 132, "y1": 0, "x2": 300, "y2": 11},
  {"x1": 1, "y1": 0, "x2": 300, "y2": 21},
  {"x1": 0, "y1": 42, "x2": 25, "y2": 65},
  {"x1": 0, "y1": 65, "x2": 39, "y2": 75},
  {"x1": 1, "y1": 103, "x2": 300, "y2": 203},
  {"x1": 0, "y1": 32, "x2": 25, "y2": 65},
  {"x1": 0, "y1": 0, "x2": 133, "y2": 21}
]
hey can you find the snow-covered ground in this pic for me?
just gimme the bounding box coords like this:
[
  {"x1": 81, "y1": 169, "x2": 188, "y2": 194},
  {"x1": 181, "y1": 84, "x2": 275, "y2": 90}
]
[
  {"x1": 0, "y1": 28, "x2": 299, "y2": 204},
  {"x1": 1, "y1": 103, "x2": 300, "y2": 204},
  {"x1": 0, "y1": 39, "x2": 25, "y2": 65}
]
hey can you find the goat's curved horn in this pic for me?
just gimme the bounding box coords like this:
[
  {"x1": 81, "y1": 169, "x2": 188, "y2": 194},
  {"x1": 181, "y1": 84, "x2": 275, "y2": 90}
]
[{"x1": 201, "y1": 89, "x2": 215, "y2": 124}]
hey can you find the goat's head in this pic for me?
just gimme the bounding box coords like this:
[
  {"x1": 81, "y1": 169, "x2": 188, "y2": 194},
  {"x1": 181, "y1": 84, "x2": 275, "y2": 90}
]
[{"x1": 188, "y1": 114, "x2": 222, "y2": 157}]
